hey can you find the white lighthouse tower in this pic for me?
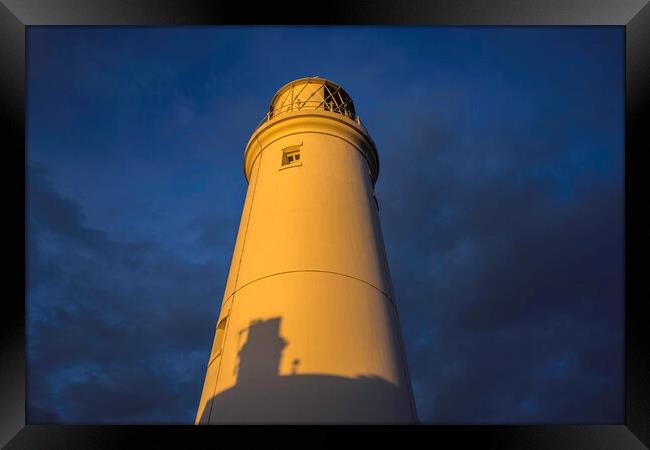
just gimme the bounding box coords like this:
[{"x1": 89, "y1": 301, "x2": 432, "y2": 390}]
[{"x1": 196, "y1": 77, "x2": 417, "y2": 423}]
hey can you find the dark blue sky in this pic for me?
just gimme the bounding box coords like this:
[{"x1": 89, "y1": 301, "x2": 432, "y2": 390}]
[{"x1": 26, "y1": 26, "x2": 624, "y2": 424}]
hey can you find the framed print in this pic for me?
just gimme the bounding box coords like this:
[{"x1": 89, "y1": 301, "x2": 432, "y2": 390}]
[{"x1": 2, "y1": 0, "x2": 649, "y2": 448}]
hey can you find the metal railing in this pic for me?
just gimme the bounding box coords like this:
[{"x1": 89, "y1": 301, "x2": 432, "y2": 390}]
[
  {"x1": 251, "y1": 78, "x2": 369, "y2": 134},
  {"x1": 252, "y1": 103, "x2": 369, "y2": 135}
]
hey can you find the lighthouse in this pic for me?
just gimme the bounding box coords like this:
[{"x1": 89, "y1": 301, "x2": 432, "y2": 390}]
[{"x1": 196, "y1": 77, "x2": 417, "y2": 423}]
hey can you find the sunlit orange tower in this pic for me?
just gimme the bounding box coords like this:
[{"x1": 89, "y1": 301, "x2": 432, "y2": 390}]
[{"x1": 196, "y1": 77, "x2": 417, "y2": 423}]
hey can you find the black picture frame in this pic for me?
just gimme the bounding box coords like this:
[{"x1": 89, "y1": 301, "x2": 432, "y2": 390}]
[{"x1": 2, "y1": 1, "x2": 648, "y2": 448}]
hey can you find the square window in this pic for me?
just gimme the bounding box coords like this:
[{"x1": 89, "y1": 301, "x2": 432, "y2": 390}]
[{"x1": 282, "y1": 147, "x2": 301, "y2": 166}]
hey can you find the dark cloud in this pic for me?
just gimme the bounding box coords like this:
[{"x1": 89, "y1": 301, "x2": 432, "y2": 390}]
[
  {"x1": 375, "y1": 92, "x2": 623, "y2": 422},
  {"x1": 27, "y1": 163, "x2": 227, "y2": 423}
]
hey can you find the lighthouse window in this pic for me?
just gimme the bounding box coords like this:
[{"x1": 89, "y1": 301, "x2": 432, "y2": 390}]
[
  {"x1": 209, "y1": 316, "x2": 228, "y2": 365},
  {"x1": 281, "y1": 147, "x2": 302, "y2": 167}
]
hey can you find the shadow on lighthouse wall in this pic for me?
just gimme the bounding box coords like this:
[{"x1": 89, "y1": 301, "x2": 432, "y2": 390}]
[{"x1": 198, "y1": 317, "x2": 414, "y2": 424}]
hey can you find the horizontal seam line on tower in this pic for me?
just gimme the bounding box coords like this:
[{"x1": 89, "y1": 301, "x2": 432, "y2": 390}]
[{"x1": 227, "y1": 269, "x2": 397, "y2": 309}]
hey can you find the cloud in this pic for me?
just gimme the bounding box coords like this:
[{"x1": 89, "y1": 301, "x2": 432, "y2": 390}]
[
  {"x1": 375, "y1": 90, "x2": 624, "y2": 422},
  {"x1": 27, "y1": 163, "x2": 228, "y2": 423}
]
